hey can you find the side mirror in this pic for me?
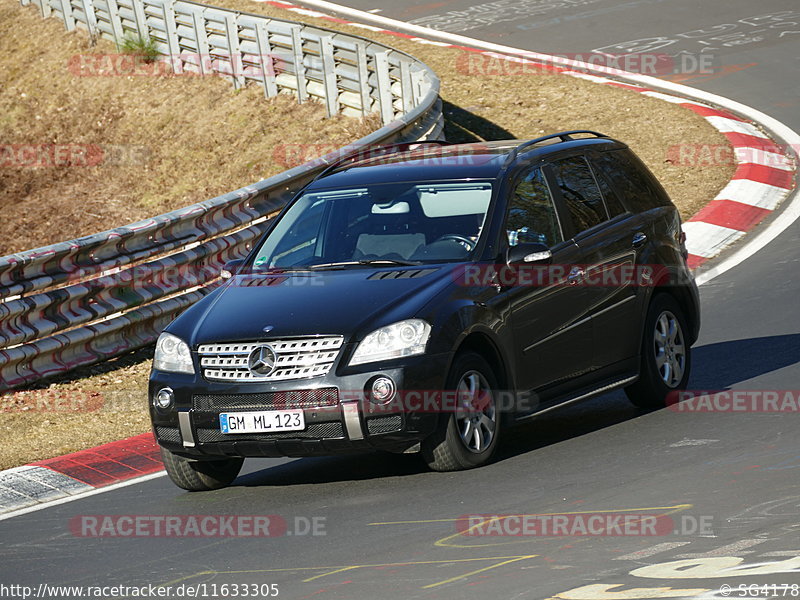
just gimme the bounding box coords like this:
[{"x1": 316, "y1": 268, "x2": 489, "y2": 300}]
[
  {"x1": 220, "y1": 259, "x2": 245, "y2": 279},
  {"x1": 506, "y1": 243, "x2": 552, "y2": 265}
]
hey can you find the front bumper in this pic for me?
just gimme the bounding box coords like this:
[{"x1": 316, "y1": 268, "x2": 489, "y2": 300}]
[{"x1": 149, "y1": 351, "x2": 451, "y2": 459}]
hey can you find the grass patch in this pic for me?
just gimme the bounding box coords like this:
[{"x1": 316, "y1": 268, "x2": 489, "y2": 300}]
[{"x1": 117, "y1": 34, "x2": 160, "y2": 63}]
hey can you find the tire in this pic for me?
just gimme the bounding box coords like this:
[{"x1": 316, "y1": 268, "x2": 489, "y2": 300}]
[
  {"x1": 625, "y1": 293, "x2": 691, "y2": 409},
  {"x1": 422, "y1": 352, "x2": 501, "y2": 472},
  {"x1": 160, "y1": 447, "x2": 243, "y2": 491}
]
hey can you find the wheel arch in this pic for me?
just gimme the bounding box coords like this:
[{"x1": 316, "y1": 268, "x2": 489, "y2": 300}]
[
  {"x1": 451, "y1": 330, "x2": 512, "y2": 393},
  {"x1": 648, "y1": 274, "x2": 701, "y2": 345}
]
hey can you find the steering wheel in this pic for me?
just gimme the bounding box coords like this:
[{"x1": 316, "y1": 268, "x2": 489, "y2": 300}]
[{"x1": 434, "y1": 234, "x2": 476, "y2": 252}]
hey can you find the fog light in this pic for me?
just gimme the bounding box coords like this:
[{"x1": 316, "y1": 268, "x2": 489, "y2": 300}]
[
  {"x1": 369, "y1": 376, "x2": 396, "y2": 404},
  {"x1": 154, "y1": 387, "x2": 175, "y2": 410}
]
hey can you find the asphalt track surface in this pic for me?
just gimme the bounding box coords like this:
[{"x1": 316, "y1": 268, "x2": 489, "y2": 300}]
[{"x1": 2, "y1": 1, "x2": 800, "y2": 599}]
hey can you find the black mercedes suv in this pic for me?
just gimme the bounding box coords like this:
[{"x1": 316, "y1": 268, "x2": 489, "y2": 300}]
[{"x1": 149, "y1": 131, "x2": 700, "y2": 491}]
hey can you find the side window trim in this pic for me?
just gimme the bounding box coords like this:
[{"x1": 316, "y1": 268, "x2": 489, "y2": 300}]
[
  {"x1": 583, "y1": 155, "x2": 611, "y2": 221},
  {"x1": 541, "y1": 163, "x2": 576, "y2": 241}
]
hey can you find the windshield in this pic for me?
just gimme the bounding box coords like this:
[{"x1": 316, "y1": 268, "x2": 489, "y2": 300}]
[{"x1": 251, "y1": 181, "x2": 493, "y2": 269}]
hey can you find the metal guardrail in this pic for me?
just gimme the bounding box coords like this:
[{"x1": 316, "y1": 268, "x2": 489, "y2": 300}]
[{"x1": 1, "y1": 0, "x2": 443, "y2": 390}]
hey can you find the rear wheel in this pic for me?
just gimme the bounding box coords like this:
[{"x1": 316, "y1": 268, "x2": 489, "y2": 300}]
[
  {"x1": 422, "y1": 352, "x2": 501, "y2": 471},
  {"x1": 625, "y1": 293, "x2": 691, "y2": 409},
  {"x1": 160, "y1": 447, "x2": 243, "y2": 491}
]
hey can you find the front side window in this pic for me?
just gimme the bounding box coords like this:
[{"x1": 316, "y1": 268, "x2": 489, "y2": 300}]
[
  {"x1": 252, "y1": 181, "x2": 494, "y2": 269},
  {"x1": 506, "y1": 167, "x2": 562, "y2": 247},
  {"x1": 551, "y1": 156, "x2": 608, "y2": 234}
]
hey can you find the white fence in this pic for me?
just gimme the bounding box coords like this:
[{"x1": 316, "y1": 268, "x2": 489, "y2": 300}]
[{"x1": 20, "y1": 0, "x2": 432, "y2": 123}]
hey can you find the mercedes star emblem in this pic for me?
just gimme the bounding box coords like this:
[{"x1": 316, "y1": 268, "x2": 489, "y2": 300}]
[{"x1": 247, "y1": 344, "x2": 278, "y2": 376}]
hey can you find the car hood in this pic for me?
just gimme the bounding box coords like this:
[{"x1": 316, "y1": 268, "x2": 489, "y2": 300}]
[{"x1": 171, "y1": 266, "x2": 454, "y2": 347}]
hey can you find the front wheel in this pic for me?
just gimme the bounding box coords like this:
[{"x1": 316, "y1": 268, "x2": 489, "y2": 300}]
[
  {"x1": 625, "y1": 293, "x2": 691, "y2": 409},
  {"x1": 422, "y1": 352, "x2": 501, "y2": 471},
  {"x1": 160, "y1": 447, "x2": 243, "y2": 491}
]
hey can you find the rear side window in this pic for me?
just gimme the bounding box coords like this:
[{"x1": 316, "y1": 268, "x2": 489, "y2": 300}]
[
  {"x1": 593, "y1": 149, "x2": 671, "y2": 213},
  {"x1": 550, "y1": 156, "x2": 608, "y2": 234}
]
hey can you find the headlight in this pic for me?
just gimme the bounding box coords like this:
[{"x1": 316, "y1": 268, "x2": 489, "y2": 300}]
[
  {"x1": 349, "y1": 319, "x2": 431, "y2": 366},
  {"x1": 153, "y1": 333, "x2": 195, "y2": 374}
]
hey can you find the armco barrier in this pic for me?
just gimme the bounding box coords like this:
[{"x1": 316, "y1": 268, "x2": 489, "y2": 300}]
[{"x1": 0, "y1": 0, "x2": 443, "y2": 391}]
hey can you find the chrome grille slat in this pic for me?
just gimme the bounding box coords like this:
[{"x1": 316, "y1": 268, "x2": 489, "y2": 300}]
[
  {"x1": 200, "y1": 357, "x2": 250, "y2": 367},
  {"x1": 198, "y1": 336, "x2": 343, "y2": 382}
]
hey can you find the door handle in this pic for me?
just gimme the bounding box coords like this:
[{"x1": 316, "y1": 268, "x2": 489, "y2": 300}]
[
  {"x1": 567, "y1": 266, "x2": 585, "y2": 285},
  {"x1": 632, "y1": 232, "x2": 648, "y2": 248}
]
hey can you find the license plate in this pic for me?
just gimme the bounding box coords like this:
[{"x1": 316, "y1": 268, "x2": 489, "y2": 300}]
[{"x1": 219, "y1": 410, "x2": 305, "y2": 434}]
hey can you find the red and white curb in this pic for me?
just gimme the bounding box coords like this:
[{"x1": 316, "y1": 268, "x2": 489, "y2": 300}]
[
  {"x1": 1, "y1": 0, "x2": 797, "y2": 517},
  {"x1": 0, "y1": 433, "x2": 162, "y2": 516},
  {"x1": 258, "y1": 0, "x2": 797, "y2": 271}
]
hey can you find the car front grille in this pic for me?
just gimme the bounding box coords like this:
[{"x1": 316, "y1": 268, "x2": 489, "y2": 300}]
[
  {"x1": 197, "y1": 336, "x2": 344, "y2": 382},
  {"x1": 366, "y1": 415, "x2": 403, "y2": 434},
  {"x1": 193, "y1": 388, "x2": 339, "y2": 411},
  {"x1": 155, "y1": 426, "x2": 181, "y2": 443}
]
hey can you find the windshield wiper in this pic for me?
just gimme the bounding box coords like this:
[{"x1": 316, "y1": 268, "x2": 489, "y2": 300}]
[
  {"x1": 248, "y1": 266, "x2": 314, "y2": 274},
  {"x1": 308, "y1": 259, "x2": 421, "y2": 270}
]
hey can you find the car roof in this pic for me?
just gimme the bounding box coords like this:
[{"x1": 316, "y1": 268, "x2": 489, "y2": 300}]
[{"x1": 306, "y1": 133, "x2": 626, "y2": 190}]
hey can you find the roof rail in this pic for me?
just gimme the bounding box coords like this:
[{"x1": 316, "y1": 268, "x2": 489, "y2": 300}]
[
  {"x1": 504, "y1": 130, "x2": 608, "y2": 165},
  {"x1": 312, "y1": 140, "x2": 452, "y2": 182}
]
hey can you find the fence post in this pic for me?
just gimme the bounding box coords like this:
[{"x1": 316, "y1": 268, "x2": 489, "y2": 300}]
[
  {"x1": 162, "y1": 0, "x2": 183, "y2": 74},
  {"x1": 40, "y1": 0, "x2": 52, "y2": 18},
  {"x1": 191, "y1": 10, "x2": 210, "y2": 76},
  {"x1": 374, "y1": 52, "x2": 394, "y2": 124},
  {"x1": 290, "y1": 26, "x2": 308, "y2": 103},
  {"x1": 106, "y1": 0, "x2": 125, "y2": 45},
  {"x1": 20, "y1": 0, "x2": 31, "y2": 6},
  {"x1": 58, "y1": 0, "x2": 75, "y2": 30},
  {"x1": 132, "y1": 0, "x2": 149, "y2": 41},
  {"x1": 411, "y1": 69, "x2": 424, "y2": 104},
  {"x1": 224, "y1": 13, "x2": 244, "y2": 89},
  {"x1": 355, "y1": 43, "x2": 371, "y2": 116},
  {"x1": 320, "y1": 37, "x2": 338, "y2": 117},
  {"x1": 399, "y1": 60, "x2": 414, "y2": 114},
  {"x1": 80, "y1": 0, "x2": 98, "y2": 38},
  {"x1": 255, "y1": 22, "x2": 278, "y2": 98}
]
